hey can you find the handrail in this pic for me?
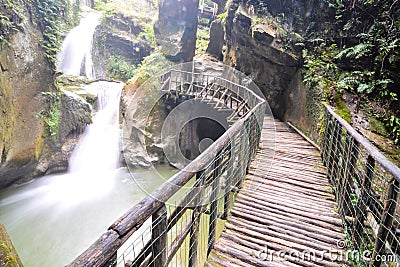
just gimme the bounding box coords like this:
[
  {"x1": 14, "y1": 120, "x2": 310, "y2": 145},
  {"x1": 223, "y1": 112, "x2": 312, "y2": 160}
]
[
  {"x1": 170, "y1": 69, "x2": 265, "y2": 103},
  {"x1": 324, "y1": 104, "x2": 400, "y2": 181},
  {"x1": 70, "y1": 69, "x2": 266, "y2": 266},
  {"x1": 321, "y1": 104, "x2": 400, "y2": 266},
  {"x1": 110, "y1": 114, "x2": 249, "y2": 236}
]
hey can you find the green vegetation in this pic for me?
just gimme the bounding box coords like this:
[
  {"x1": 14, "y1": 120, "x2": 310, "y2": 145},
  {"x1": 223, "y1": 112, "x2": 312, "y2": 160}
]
[
  {"x1": 93, "y1": 0, "x2": 117, "y2": 17},
  {"x1": 0, "y1": 0, "x2": 25, "y2": 45},
  {"x1": 94, "y1": 0, "x2": 156, "y2": 21},
  {"x1": 0, "y1": 243, "x2": 19, "y2": 266},
  {"x1": 138, "y1": 22, "x2": 156, "y2": 49},
  {"x1": 217, "y1": 12, "x2": 227, "y2": 22},
  {"x1": 0, "y1": 0, "x2": 79, "y2": 64},
  {"x1": 129, "y1": 52, "x2": 172, "y2": 87},
  {"x1": 37, "y1": 92, "x2": 61, "y2": 137},
  {"x1": 302, "y1": 0, "x2": 400, "y2": 146},
  {"x1": 196, "y1": 24, "x2": 210, "y2": 55},
  {"x1": 303, "y1": 43, "x2": 338, "y2": 129},
  {"x1": 109, "y1": 54, "x2": 138, "y2": 81},
  {"x1": 93, "y1": 0, "x2": 157, "y2": 80},
  {"x1": 31, "y1": 0, "x2": 80, "y2": 68}
]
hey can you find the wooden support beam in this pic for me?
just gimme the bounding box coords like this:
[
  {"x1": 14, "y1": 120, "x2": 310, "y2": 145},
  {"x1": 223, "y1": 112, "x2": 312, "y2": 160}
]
[
  {"x1": 150, "y1": 205, "x2": 167, "y2": 267},
  {"x1": 189, "y1": 171, "x2": 205, "y2": 267}
]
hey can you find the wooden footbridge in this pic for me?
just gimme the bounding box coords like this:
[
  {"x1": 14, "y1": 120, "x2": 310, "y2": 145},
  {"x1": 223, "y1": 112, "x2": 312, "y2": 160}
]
[{"x1": 69, "y1": 65, "x2": 400, "y2": 267}]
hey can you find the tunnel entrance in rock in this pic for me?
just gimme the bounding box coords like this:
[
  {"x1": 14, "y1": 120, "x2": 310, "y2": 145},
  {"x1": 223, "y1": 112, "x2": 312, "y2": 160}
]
[{"x1": 179, "y1": 117, "x2": 227, "y2": 161}]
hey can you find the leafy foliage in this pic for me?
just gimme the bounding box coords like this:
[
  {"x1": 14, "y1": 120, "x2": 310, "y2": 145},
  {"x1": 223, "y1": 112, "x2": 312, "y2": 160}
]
[
  {"x1": 128, "y1": 52, "x2": 172, "y2": 87},
  {"x1": 0, "y1": 0, "x2": 25, "y2": 45},
  {"x1": 386, "y1": 116, "x2": 400, "y2": 144},
  {"x1": 303, "y1": 43, "x2": 344, "y2": 125},
  {"x1": 30, "y1": 0, "x2": 80, "y2": 68},
  {"x1": 109, "y1": 54, "x2": 138, "y2": 81},
  {"x1": 138, "y1": 22, "x2": 156, "y2": 48},
  {"x1": 0, "y1": 242, "x2": 19, "y2": 266},
  {"x1": 1, "y1": 0, "x2": 79, "y2": 67},
  {"x1": 31, "y1": 0, "x2": 65, "y2": 67},
  {"x1": 196, "y1": 24, "x2": 210, "y2": 55},
  {"x1": 37, "y1": 91, "x2": 61, "y2": 137},
  {"x1": 93, "y1": 0, "x2": 117, "y2": 18},
  {"x1": 328, "y1": 0, "x2": 400, "y2": 143},
  {"x1": 303, "y1": 0, "x2": 400, "y2": 144}
]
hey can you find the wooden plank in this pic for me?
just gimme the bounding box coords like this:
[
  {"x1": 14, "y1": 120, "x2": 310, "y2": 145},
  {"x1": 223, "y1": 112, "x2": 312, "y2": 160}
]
[{"x1": 207, "y1": 118, "x2": 347, "y2": 267}]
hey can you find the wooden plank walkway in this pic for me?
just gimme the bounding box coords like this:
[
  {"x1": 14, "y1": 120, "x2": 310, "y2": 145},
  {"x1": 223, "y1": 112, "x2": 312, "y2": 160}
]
[{"x1": 206, "y1": 119, "x2": 348, "y2": 267}]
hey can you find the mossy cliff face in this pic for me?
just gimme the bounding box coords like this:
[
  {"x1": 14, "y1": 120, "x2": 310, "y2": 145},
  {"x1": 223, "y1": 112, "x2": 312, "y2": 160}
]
[
  {"x1": 92, "y1": 8, "x2": 155, "y2": 80},
  {"x1": 0, "y1": 3, "x2": 54, "y2": 188},
  {"x1": 223, "y1": 0, "x2": 302, "y2": 119},
  {"x1": 210, "y1": 0, "x2": 335, "y2": 137},
  {"x1": 0, "y1": 4, "x2": 92, "y2": 188}
]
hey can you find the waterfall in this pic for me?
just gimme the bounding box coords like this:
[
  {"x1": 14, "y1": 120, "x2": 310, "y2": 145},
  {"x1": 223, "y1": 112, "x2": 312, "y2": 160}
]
[
  {"x1": 68, "y1": 81, "x2": 123, "y2": 174},
  {"x1": 55, "y1": 10, "x2": 124, "y2": 202},
  {"x1": 57, "y1": 12, "x2": 101, "y2": 78}
]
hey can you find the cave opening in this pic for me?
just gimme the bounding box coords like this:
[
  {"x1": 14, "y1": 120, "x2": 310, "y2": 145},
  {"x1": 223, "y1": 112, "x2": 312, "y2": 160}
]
[{"x1": 179, "y1": 117, "x2": 227, "y2": 160}]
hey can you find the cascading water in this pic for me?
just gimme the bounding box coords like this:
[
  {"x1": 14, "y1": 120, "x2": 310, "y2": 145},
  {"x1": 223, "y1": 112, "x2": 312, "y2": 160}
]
[
  {"x1": 0, "y1": 8, "x2": 177, "y2": 267},
  {"x1": 57, "y1": 12, "x2": 100, "y2": 78},
  {"x1": 69, "y1": 81, "x2": 122, "y2": 174},
  {"x1": 45, "y1": 81, "x2": 124, "y2": 207}
]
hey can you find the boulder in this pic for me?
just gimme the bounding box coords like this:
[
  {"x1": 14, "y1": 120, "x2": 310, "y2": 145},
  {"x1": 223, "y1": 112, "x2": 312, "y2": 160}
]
[
  {"x1": 154, "y1": 0, "x2": 200, "y2": 62},
  {"x1": 206, "y1": 20, "x2": 224, "y2": 60}
]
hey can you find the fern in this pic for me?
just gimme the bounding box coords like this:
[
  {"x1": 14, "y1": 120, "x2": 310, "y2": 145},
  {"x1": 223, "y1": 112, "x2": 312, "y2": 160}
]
[{"x1": 335, "y1": 43, "x2": 373, "y2": 60}]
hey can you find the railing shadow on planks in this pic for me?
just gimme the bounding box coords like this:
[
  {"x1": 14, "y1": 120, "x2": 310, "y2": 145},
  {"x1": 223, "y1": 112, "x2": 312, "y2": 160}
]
[
  {"x1": 68, "y1": 67, "x2": 267, "y2": 267},
  {"x1": 322, "y1": 104, "x2": 400, "y2": 266}
]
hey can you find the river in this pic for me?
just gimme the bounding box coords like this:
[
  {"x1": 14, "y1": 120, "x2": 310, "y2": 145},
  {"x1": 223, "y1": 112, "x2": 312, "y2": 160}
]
[{"x1": 0, "y1": 167, "x2": 176, "y2": 266}]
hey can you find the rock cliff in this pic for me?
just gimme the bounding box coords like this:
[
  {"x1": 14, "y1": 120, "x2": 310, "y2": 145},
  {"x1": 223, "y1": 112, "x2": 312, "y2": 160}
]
[
  {"x1": 0, "y1": 3, "x2": 92, "y2": 188},
  {"x1": 154, "y1": 0, "x2": 200, "y2": 62}
]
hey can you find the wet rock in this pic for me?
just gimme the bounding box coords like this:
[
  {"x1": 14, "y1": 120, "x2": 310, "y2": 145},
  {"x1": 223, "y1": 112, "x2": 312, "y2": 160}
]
[
  {"x1": 36, "y1": 87, "x2": 93, "y2": 176},
  {"x1": 223, "y1": 7, "x2": 301, "y2": 119},
  {"x1": 92, "y1": 12, "x2": 153, "y2": 79},
  {"x1": 206, "y1": 20, "x2": 224, "y2": 60},
  {"x1": 0, "y1": 220, "x2": 23, "y2": 266},
  {"x1": 154, "y1": 0, "x2": 200, "y2": 62},
  {"x1": 0, "y1": 3, "x2": 54, "y2": 188}
]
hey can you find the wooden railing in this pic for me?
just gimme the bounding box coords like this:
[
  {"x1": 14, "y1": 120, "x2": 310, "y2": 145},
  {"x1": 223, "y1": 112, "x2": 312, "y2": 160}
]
[
  {"x1": 161, "y1": 69, "x2": 264, "y2": 122},
  {"x1": 321, "y1": 104, "x2": 400, "y2": 266},
  {"x1": 69, "y1": 69, "x2": 266, "y2": 266}
]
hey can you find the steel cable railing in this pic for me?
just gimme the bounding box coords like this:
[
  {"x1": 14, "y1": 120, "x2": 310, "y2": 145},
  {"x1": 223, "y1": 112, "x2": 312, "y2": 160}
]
[
  {"x1": 69, "y1": 69, "x2": 266, "y2": 267},
  {"x1": 321, "y1": 104, "x2": 400, "y2": 266}
]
